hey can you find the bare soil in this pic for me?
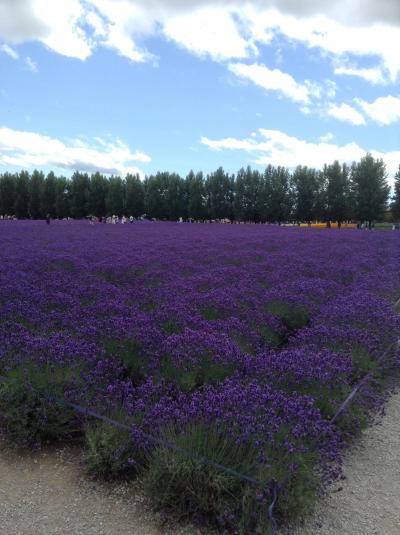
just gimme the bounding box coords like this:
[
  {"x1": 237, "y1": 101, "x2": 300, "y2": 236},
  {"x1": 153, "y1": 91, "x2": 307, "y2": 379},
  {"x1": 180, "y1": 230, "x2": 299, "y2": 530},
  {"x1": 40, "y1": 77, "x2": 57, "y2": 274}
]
[{"x1": 0, "y1": 441, "x2": 207, "y2": 535}]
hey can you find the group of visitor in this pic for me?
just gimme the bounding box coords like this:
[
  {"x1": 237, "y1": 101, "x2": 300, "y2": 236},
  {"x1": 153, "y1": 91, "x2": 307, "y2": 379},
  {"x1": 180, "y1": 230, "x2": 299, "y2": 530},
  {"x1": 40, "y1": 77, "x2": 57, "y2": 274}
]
[{"x1": 91, "y1": 215, "x2": 135, "y2": 224}]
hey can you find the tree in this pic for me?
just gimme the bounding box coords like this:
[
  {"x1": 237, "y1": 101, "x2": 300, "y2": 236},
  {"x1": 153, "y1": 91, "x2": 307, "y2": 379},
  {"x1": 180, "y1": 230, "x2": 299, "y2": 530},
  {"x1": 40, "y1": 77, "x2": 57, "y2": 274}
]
[
  {"x1": 55, "y1": 177, "x2": 70, "y2": 219},
  {"x1": 391, "y1": 165, "x2": 400, "y2": 222},
  {"x1": 314, "y1": 170, "x2": 327, "y2": 222},
  {"x1": 292, "y1": 166, "x2": 319, "y2": 223},
  {"x1": 0, "y1": 172, "x2": 16, "y2": 216},
  {"x1": 106, "y1": 176, "x2": 124, "y2": 216},
  {"x1": 14, "y1": 171, "x2": 30, "y2": 218},
  {"x1": 205, "y1": 167, "x2": 234, "y2": 220},
  {"x1": 324, "y1": 161, "x2": 350, "y2": 226},
  {"x1": 234, "y1": 166, "x2": 262, "y2": 222},
  {"x1": 70, "y1": 171, "x2": 90, "y2": 218},
  {"x1": 351, "y1": 153, "x2": 390, "y2": 228},
  {"x1": 41, "y1": 171, "x2": 57, "y2": 217},
  {"x1": 262, "y1": 165, "x2": 293, "y2": 223},
  {"x1": 125, "y1": 173, "x2": 144, "y2": 217},
  {"x1": 89, "y1": 172, "x2": 108, "y2": 217},
  {"x1": 28, "y1": 170, "x2": 44, "y2": 218},
  {"x1": 167, "y1": 173, "x2": 186, "y2": 220},
  {"x1": 145, "y1": 173, "x2": 169, "y2": 219},
  {"x1": 186, "y1": 171, "x2": 206, "y2": 220}
]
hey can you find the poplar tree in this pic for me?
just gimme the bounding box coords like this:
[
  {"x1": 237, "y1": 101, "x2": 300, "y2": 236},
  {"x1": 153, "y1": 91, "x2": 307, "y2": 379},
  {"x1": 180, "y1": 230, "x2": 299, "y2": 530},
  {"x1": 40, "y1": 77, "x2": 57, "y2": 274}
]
[
  {"x1": 350, "y1": 153, "x2": 390, "y2": 228},
  {"x1": 14, "y1": 171, "x2": 30, "y2": 218},
  {"x1": 391, "y1": 166, "x2": 400, "y2": 222}
]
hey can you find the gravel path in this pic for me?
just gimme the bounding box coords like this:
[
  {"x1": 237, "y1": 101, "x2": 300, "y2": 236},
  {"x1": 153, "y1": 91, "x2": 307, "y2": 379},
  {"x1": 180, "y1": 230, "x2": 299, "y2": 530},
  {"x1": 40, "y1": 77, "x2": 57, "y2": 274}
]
[
  {"x1": 0, "y1": 442, "x2": 207, "y2": 535},
  {"x1": 1, "y1": 391, "x2": 400, "y2": 535},
  {"x1": 281, "y1": 388, "x2": 400, "y2": 535}
]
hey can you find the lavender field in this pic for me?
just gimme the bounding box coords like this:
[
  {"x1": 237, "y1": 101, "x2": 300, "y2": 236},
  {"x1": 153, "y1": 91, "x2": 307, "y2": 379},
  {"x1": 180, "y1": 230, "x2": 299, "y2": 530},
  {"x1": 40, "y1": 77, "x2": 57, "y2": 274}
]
[{"x1": 1, "y1": 221, "x2": 399, "y2": 533}]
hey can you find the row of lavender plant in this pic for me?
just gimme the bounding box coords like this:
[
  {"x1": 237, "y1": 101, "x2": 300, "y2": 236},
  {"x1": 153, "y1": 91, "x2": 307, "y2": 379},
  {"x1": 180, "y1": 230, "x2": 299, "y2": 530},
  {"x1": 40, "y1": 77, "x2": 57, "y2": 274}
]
[{"x1": 0, "y1": 221, "x2": 399, "y2": 533}]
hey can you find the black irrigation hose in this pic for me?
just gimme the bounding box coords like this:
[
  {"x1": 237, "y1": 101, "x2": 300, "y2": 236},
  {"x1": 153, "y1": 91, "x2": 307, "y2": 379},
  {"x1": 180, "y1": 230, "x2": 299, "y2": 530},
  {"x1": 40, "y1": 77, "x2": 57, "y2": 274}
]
[
  {"x1": 52, "y1": 396, "x2": 269, "y2": 488},
  {"x1": 267, "y1": 483, "x2": 279, "y2": 534},
  {"x1": 54, "y1": 396, "x2": 281, "y2": 533},
  {"x1": 331, "y1": 339, "x2": 398, "y2": 424},
  {"x1": 53, "y1": 396, "x2": 280, "y2": 535}
]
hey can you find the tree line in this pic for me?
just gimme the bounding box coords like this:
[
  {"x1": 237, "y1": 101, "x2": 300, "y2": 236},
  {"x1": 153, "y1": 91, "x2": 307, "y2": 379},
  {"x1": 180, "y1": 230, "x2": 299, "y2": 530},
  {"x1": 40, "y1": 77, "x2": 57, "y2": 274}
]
[{"x1": 1, "y1": 154, "x2": 399, "y2": 225}]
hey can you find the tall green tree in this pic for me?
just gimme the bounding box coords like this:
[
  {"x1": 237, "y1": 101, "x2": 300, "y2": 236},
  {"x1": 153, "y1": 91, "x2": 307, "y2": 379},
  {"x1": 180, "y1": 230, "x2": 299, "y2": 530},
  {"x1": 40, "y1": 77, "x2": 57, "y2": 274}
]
[
  {"x1": 167, "y1": 173, "x2": 186, "y2": 220},
  {"x1": 351, "y1": 153, "x2": 390, "y2": 228},
  {"x1": 262, "y1": 165, "x2": 293, "y2": 223},
  {"x1": 14, "y1": 171, "x2": 30, "y2": 218},
  {"x1": 125, "y1": 173, "x2": 144, "y2": 217},
  {"x1": 186, "y1": 171, "x2": 206, "y2": 220},
  {"x1": 145, "y1": 173, "x2": 169, "y2": 219},
  {"x1": 89, "y1": 172, "x2": 108, "y2": 217},
  {"x1": 70, "y1": 171, "x2": 90, "y2": 218},
  {"x1": 314, "y1": 170, "x2": 327, "y2": 222},
  {"x1": 233, "y1": 167, "x2": 262, "y2": 222},
  {"x1": 391, "y1": 165, "x2": 400, "y2": 222},
  {"x1": 324, "y1": 161, "x2": 350, "y2": 225},
  {"x1": 106, "y1": 176, "x2": 124, "y2": 216},
  {"x1": 55, "y1": 177, "x2": 70, "y2": 218},
  {"x1": 29, "y1": 170, "x2": 44, "y2": 218},
  {"x1": 292, "y1": 166, "x2": 319, "y2": 223},
  {"x1": 205, "y1": 167, "x2": 234, "y2": 220},
  {"x1": 41, "y1": 171, "x2": 57, "y2": 217},
  {"x1": 0, "y1": 172, "x2": 16, "y2": 215}
]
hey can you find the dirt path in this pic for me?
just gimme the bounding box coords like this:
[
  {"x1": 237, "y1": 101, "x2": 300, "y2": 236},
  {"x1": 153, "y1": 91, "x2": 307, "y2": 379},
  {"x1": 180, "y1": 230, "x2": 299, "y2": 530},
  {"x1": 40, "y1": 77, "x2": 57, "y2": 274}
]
[
  {"x1": 1, "y1": 391, "x2": 400, "y2": 535},
  {"x1": 0, "y1": 442, "x2": 206, "y2": 535},
  {"x1": 281, "y1": 388, "x2": 400, "y2": 535}
]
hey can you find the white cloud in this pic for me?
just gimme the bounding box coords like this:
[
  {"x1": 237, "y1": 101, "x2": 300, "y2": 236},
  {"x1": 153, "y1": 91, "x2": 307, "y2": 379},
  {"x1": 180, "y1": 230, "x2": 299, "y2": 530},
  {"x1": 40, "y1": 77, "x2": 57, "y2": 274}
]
[
  {"x1": 164, "y1": 7, "x2": 252, "y2": 60},
  {"x1": 1, "y1": 43, "x2": 38, "y2": 72},
  {"x1": 243, "y1": 7, "x2": 400, "y2": 82},
  {"x1": 25, "y1": 56, "x2": 38, "y2": 72},
  {"x1": 0, "y1": 126, "x2": 150, "y2": 176},
  {"x1": 250, "y1": 0, "x2": 400, "y2": 26},
  {"x1": 319, "y1": 132, "x2": 334, "y2": 142},
  {"x1": 34, "y1": 0, "x2": 92, "y2": 60},
  {"x1": 327, "y1": 103, "x2": 366, "y2": 125},
  {"x1": 228, "y1": 62, "x2": 311, "y2": 103},
  {"x1": 0, "y1": 0, "x2": 49, "y2": 42},
  {"x1": 201, "y1": 128, "x2": 400, "y2": 180},
  {"x1": 334, "y1": 65, "x2": 385, "y2": 85},
  {"x1": 0, "y1": 43, "x2": 19, "y2": 60},
  {"x1": 85, "y1": 0, "x2": 156, "y2": 63},
  {"x1": 0, "y1": 1, "x2": 398, "y2": 82},
  {"x1": 355, "y1": 95, "x2": 400, "y2": 125}
]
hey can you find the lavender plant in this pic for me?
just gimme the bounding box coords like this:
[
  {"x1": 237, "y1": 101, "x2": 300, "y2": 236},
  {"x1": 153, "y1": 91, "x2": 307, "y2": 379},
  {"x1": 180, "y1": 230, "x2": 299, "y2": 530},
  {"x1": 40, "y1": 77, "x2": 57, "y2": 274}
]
[{"x1": 0, "y1": 220, "x2": 399, "y2": 531}]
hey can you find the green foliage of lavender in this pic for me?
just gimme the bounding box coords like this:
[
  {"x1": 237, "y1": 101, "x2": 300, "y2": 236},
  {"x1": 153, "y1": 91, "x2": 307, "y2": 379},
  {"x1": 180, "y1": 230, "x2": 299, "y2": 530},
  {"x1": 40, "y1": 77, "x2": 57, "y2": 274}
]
[
  {"x1": 83, "y1": 416, "x2": 144, "y2": 480},
  {"x1": 0, "y1": 364, "x2": 82, "y2": 446}
]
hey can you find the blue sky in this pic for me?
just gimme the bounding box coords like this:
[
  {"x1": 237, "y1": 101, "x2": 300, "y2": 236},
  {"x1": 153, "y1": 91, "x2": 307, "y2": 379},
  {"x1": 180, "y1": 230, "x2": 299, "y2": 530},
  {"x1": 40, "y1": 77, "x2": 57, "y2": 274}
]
[{"x1": 0, "y1": 0, "x2": 399, "y2": 182}]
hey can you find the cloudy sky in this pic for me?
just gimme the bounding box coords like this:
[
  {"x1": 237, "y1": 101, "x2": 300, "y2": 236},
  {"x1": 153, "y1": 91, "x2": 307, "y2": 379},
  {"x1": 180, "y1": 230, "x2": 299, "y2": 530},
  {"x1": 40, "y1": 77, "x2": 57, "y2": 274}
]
[{"x1": 0, "y1": 0, "x2": 399, "y2": 180}]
